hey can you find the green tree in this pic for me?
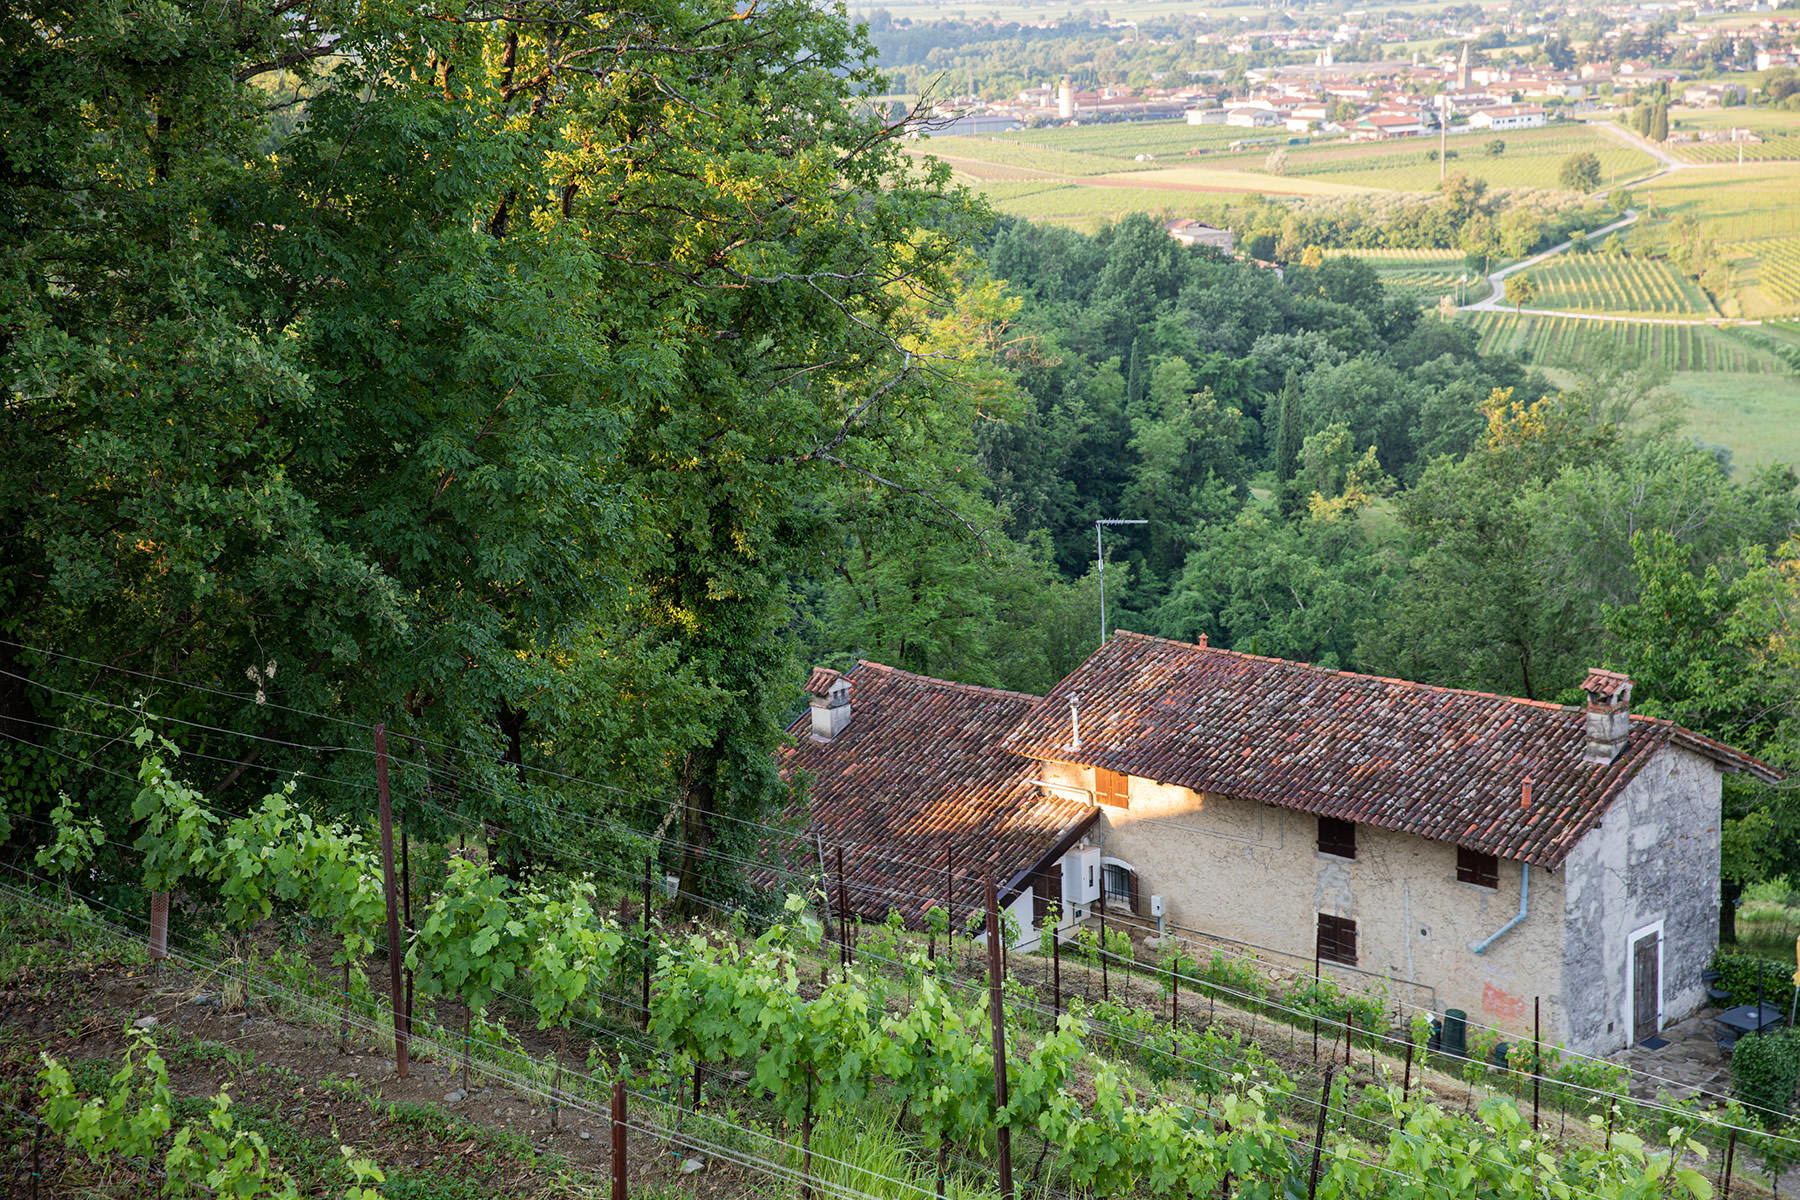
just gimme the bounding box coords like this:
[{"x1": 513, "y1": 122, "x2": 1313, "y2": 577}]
[
  {"x1": 1272, "y1": 372, "x2": 1305, "y2": 485},
  {"x1": 1485, "y1": 138, "x2": 1507, "y2": 157},
  {"x1": 1560, "y1": 151, "x2": 1603, "y2": 192},
  {"x1": 1503, "y1": 274, "x2": 1540, "y2": 310}
]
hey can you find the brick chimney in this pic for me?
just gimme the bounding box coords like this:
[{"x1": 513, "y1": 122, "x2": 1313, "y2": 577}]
[
  {"x1": 1581, "y1": 669, "x2": 1632, "y2": 765},
  {"x1": 805, "y1": 667, "x2": 853, "y2": 741}
]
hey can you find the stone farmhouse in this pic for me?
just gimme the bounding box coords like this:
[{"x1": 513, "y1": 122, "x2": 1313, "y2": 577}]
[{"x1": 783, "y1": 633, "x2": 1779, "y2": 1057}]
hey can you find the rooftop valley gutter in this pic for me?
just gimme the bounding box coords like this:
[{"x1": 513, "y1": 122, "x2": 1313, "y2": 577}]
[{"x1": 1468, "y1": 862, "x2": 1529, "y2": 954}]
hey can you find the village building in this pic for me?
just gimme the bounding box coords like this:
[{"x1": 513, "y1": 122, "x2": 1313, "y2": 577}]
[
  {"x1": 1164, "y1": 219, "x2": 1237, "y2": 252},
  {"x1": 783, "y1": 633, "x2": 1779, "y2": 1057},
  {"x1": 1468, "y1": 104, "x2": 1548, "y2": 131}
]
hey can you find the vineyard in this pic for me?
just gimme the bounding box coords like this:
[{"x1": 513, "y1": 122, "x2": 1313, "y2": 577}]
[
  {"x1": 11, "y1": 715, "x2": 1800, "y2": 1200},
  {"x1": 1323, "y1": 248, "x2": 1473, "y2": 302},
  {"x1": 1724, "y1": 237, "x2": 1800, "y2": 315},
  {"x1": 1465, "y1": 311, "x2": 1792, "y2": 373},
  {"x1": 1283, "y1": 128, "x2": 1656, "y2": 193},
  {"x1": 1665, "y1": 109, "x2": 1800, "y2": 164},
  {"x1": 1518, "y1": 254, "x2": 1718, "y2": 319}
]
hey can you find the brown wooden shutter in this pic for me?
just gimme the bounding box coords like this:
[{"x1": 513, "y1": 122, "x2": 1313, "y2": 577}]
[
  {"x1": 1095, "y1": 767, "x2": 1130, "y2": 808},
  {"x1": 1127, "y1": 867, "x2": 1141, "y2": 916},
  {"x1": 1316, "y1": 913, "x2": 1357, "y2": 966}
]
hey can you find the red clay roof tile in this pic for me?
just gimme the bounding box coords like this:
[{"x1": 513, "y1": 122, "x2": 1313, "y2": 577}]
[
  {"x1": 998, "y1": 631, "x2": 1780, "y2": 869},
  {"x1": 781, "y1": 662, "x2": 1097, "y2": 924}
]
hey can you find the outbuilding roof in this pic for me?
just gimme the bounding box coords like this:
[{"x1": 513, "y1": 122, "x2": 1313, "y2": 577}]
[
  {"x1": 781, "y1": 662, "x2": 1097, "y2": 924},
  {"x1": 997, "y1": 631, "x2": 1780, "y2": 869}
]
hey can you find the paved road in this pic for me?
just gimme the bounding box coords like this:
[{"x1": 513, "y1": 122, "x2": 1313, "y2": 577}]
[
  {"x1": 1458, "y1": 120, "x2": 1704, "y2": 319},
  {"x1": 1591, "y1": 119, "x2": 1689, "y2": 175},
  {"x1": 1461, "y1": 209, "x2": 1641, "y2": 313}
]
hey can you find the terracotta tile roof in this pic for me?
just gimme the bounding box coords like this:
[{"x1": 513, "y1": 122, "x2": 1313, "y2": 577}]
[
  {"x1": 1581, "y1": 668, "x2": 1631, "y2": 702},
  {"x1": 998, "y1": 631, "x2": 1781, "y2": 870},
  {"x1": 804, "y1": 667, "x2": 844, "y2": 698},
  {"x1": 780, "y1": 662, "x2": 1098, "y2": 925}
]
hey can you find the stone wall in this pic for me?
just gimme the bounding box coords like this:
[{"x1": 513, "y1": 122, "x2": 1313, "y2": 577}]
[
  {"x1": 1034, "y1": 757, "x2": 1572, "y2": 1044},
  {"x1": 1560, "y1": 745, "x2": 1722, "y2": 1055}
]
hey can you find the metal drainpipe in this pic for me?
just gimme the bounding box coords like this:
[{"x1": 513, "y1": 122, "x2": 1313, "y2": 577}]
[{"x1": 1468, "y1": 863, "x2": 1530, "y2": 954}]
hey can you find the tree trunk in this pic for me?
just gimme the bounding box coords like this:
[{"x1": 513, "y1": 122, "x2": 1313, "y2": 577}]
[{"x1": 674, "y1": 743, "x2": 721, "y2": 915}]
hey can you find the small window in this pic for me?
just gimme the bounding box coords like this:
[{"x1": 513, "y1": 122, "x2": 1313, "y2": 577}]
[
  {"x1": 1317, "y1": 816, "x2": 1356, "y2": 860},
  {"x1": 1317, "y1": 913, "x2": 1357, "y2": 966},
  {"x1": 1095, "y1": 767, "x2": 1130, "y2": 808},
  {"x1": 1103, "y1": 864, "x2": 1132, "y2": 907},
  {"x1": 1457, "y1": 846, "x2": 1499, "y2": 889}
]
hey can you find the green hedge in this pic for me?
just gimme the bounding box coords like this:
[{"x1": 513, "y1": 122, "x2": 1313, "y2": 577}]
[
  {"x1": 1733, "y1": 1029, "x2": 1800, "y2": 1126},
  {"x1": 1713, "y1": 950, "x2": 1798, "y2": 1009}
]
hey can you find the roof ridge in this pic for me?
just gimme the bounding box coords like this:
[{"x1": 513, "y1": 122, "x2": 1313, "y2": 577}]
[
  {"x1": 851, "y1": 660, "x2": 1042, "y2": 704},
  {"x1": 1106, "y1": 628, "x2": 1575, "y2": 712}
]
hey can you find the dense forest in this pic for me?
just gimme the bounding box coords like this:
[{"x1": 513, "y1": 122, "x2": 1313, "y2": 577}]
[{"x1": 3, "y1": 0, "x2": 1798, "y2": 920}]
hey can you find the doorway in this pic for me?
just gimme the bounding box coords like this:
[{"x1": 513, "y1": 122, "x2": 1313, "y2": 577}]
[{"x1": 1631, "y1": 927, "x2": 1662, "y2": 1044}]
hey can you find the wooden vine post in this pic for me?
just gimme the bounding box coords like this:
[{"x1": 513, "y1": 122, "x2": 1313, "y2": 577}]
[
  {"x1": 611, "y1": 1080, "x2": 628, "y2": 1200},
  {"x1": 1532, "y1": 996, "x2": 1542, "y2": 1131},
  {"x1": 1308, "y1": 1065, "x2": 1336, "y2": 1200},
  {"x1": 1052, "y1": 923, "x2": 1061, "y2": 1013},
  {"x1": 985, "y1": 874, "x2": 1014, "y2": 1200},
  {"x1": 374, "y1": 724, "x2": 408, "y2": 1079}
]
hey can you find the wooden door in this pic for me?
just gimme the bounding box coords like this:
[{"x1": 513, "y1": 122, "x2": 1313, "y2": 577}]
[{"x1": 1632, "y1": 932, "x2": 1660, "y2": 1043}]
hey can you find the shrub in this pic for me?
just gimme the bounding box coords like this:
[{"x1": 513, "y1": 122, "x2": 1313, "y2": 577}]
[
  {"x1": 1713, "y1": 949, "x2": 1795, "y2": 1008},
  {"x1": 1733, "y1": 1029, "x2": 1800, "y2": 1125}
]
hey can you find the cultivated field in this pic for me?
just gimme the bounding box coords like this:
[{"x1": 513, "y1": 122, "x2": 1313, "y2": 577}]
[
  {"x1": 1518, "y1": 254, "x2": 1717, "y2": 318},
  {"x1": 1723, "y1": 236, "x2": 1800, "y2": 314},
  {"x1": 1326, "y1": 248, "x2": 1477, "y2": 302},
  {"x1": 1664, "y1": 107, "x2": 1800, "y2": 164},
  {"x1": 1465, "y1": 311, "x2": 1800, "y2": 466},
  {"x1": 1467, "y1": 310, "x2": 1785, "y2": 373},
  {"x1": 1282, "y1": 126, "x2": 1656, "y2": 192}
]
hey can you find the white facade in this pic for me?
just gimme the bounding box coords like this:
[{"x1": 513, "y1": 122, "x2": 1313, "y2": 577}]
[{"x1": 1469, "y1": 106, "x2": 1547, "y2": 130}]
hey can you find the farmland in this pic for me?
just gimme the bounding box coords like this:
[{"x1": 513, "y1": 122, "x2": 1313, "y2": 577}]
[
  {"x1": 1468, "y1": 310, "x2": 1784, "y2": 373},
  {"x1": 1517, "y1": 254, "x2": 1717, "y2": 319},
  {"x1": 1280, "y1": 126, "x2": 1656, "y2": 192},
  {"x1": 1664, "y1": 107, "x2": 1800, "y2": 164},
  {"x1": 1464, "y1": 311, "x2": 1800, "y2": 466},
  {"x1": 1326, "y1": 248, "x2": 1479, "y2": 303}
]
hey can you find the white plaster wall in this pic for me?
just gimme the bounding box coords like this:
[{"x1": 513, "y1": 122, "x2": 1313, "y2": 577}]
[
  {"x1": 1560, "y1": 746, "x2": 1722, "y2": 1055},
  {"x1": 1035, "y1": 758, "x2": 1570, "y2": 1043}
]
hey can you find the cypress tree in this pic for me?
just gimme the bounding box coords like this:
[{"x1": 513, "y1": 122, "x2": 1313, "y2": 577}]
[
  {"x1": 1273, "y1": 372, "x2": 1303, "y2": 484},
  {"x1": 1126, "y1": 337, "x2": 1146, "y2": 412}
]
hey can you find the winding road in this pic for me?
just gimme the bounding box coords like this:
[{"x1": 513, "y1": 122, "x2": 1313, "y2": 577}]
[{"x1": 1457, "y1": 119, "x2": 1738, "y2": 324}]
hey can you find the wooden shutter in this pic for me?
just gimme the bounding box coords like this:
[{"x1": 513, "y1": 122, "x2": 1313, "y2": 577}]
[
  {"x1": 1457, "y1": 847, "x2": 1499, "y2": 889},
  {"x1": 1126, "y1": 867, "x2": 1141, "y2": 916},
  {"x1": 1317, "y1": 816, "x2": 1356, "y2": 860},
  {"x1": 1317, "y1": 913, "x2": 1357, "y2": 966},
  {"x1": 1095, "y1": 767, "x2": 1130, "y2": 808}
]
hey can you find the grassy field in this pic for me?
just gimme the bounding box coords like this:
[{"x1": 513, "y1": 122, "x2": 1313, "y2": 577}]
[
  {"x1": 1518, "y1": 254, "x2": 1717, "y2": 318},
  {"x1": 982, "y1": 182, "x2": 1202, "y2": 227},
  {"x1": 921, "y1": 120, "x2": 1655, "y2": 193}
]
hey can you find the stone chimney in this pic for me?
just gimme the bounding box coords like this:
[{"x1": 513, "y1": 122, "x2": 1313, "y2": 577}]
[
  {"x1": 1581, "y1": 669, "x2": 1632, "y2": 765},
  {"x1": 1058, "y1": 77, "x2": 1075, "y2": 119},
  {"x1": 805, "y1": 667, "x2": 853, "y2": 741}
]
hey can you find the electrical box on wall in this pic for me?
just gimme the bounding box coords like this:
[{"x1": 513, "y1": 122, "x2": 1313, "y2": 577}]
[
  {"x1": 1061, "y1": 846, "x2": 1102, "y2": 907},
  {"x1": 1150, "y1": 894, "x2": 1165, "y2": 918}
]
